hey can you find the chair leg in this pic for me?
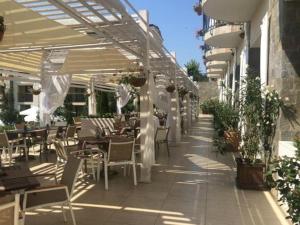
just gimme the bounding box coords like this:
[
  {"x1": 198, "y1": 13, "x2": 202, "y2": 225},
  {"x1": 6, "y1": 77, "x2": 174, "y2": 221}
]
[
  {"x1": 68, "y1": 201, "x2": 77, "y2": 225},
  {"x1": 90, "y1": 159, "x2": 96, "y2": 181},
  {"x1": 132, "y1": 163, "x2": 137, "y2": 186},
  {"x1": 8, "y1": 147, "x2": 12, "y2": 166},
  {"x1": 97, "y1": 161, "x2": 101, "y2": 183},
  {"x1": 61, "y1": 204, "x2": 67, "y2": 222},
  {"x1": 104, "y1": 162, "x2": 108, "y2": 190},
  {"x1": 123, "y1": 165, "x2": 127, "y2": 177},
  {"x1": 166, "y1": 142, "x2": 170, "y2": 157}
]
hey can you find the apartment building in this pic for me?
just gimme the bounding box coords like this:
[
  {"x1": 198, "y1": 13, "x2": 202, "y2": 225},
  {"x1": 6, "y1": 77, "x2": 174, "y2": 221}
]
[{"x1": 201, "y1": 0, "x2": 300, "y2": 157}]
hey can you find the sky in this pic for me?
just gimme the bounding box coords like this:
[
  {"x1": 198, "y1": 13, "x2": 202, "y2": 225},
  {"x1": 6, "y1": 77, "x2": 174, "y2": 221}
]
[{"x1": 128, "y1": 0, "x2": 205, "y2": 71}]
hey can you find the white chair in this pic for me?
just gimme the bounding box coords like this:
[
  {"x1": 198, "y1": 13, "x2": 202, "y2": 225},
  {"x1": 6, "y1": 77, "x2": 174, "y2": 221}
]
[
  {"x1": 22, "y1": 156, "x2": 84, "y2": 225},
  {"x1": 0, "y1": 132, "x2": 28, "y2": 165},
  {"x1": 98, "y1": 138, "x2": 137, "y2": 190},
  {"x1": 155, "y1": 127, "x2": 170, "y2": 158}
]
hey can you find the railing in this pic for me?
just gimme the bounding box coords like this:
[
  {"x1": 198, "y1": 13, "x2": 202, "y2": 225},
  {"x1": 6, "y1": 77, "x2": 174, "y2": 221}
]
[{"x1": 203, "y1": 15, "x2": 243, "y2": 34}]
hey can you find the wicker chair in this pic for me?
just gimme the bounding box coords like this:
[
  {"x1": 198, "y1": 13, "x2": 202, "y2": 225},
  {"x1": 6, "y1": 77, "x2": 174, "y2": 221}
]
[
  {"x1": 31, "y1": 129, "x2": 48, "y2": 161},
  {"x1": 22, "y1": 156, "x2": 83, "y2": 225},
  {"x1": 98, "y1": 138, "x2": 137, "y2": 190},
  {"x1": 155, "y1": 127, "x2": 170, "y2": 157},
  {"x1": 63, "y1": 125, "x2": 77, "y2": 146}
]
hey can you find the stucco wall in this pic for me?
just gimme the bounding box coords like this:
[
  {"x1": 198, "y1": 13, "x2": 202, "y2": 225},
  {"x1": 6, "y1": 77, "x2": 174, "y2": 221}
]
[
  {"x1": 198, "y1": 80, "x2": 219, "y2": 103},
  {"x1": 268, "y1": 0, "x2": 300, "y2": 152}
]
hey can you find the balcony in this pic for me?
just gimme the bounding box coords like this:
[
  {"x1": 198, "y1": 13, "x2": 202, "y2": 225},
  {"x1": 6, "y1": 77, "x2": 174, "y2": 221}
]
[
  {"x1": 207, "y1": 73, "x2": 222, "y2": 79},
  {"x1": 205, "y1": 48, "x2": 233, "y2": 61},
  {"x1": 206, "y1": 61, "x2": 227, "y2": 70},
  {"x1": 202, "y1": 0, "x2": 261, "y2": 22},
  {"x1": 204, "y1": 20, "x2": 244, "y2": 48}
]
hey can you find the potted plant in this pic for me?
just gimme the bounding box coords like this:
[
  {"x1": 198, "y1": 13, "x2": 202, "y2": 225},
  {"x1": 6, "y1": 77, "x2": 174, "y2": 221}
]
[
  {"x1": 178, "y1": 87, "x2": 188, "y2": 98},
  {"x1": 0, "y1": 16, "x2": 5, "y2": 42},
  {"x1": 269, "y1": 137, "x2": 300, "y2": 225},
  {"x1": 193, "y1": 1, "x2": 202, "y2": 16},
  {"x1": 129, "y1": 75, "x2": 146, "y2": 87},
  {"x1": 166, "y1": 84, "x2": 175, "y2": 93},
  {"x1": 236, "y1": 71, "x2": 266, "y2": 189}
]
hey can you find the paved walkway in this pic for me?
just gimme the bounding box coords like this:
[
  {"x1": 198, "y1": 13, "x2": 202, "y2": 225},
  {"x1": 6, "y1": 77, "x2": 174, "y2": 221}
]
[{"x1": 27, "y1": 115, "x2": 290, "y2": 225}]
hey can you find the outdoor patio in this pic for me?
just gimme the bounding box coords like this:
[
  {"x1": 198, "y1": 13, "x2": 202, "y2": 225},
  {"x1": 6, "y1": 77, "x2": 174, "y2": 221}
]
[{"x1": 23, "y1": 115, "x2": 288, "y2": 225}]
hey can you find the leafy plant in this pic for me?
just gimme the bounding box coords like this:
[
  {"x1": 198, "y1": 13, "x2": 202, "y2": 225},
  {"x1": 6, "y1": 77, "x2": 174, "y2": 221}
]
[
  {"x1": 0, "y1": 16, "x2": 5, "y2": 33},
  {"x1": 269, "y1": 139, "x2": 300, "y2": 225}
]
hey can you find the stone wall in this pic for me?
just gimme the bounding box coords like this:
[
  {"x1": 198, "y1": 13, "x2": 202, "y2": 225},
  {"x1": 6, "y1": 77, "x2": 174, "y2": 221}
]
[
  {"x1": 198, "y1": 80, "x2": 219, "y2": 103},
  {"x1": 268, "y1": 0, "x2": 300, "y2": 153}
]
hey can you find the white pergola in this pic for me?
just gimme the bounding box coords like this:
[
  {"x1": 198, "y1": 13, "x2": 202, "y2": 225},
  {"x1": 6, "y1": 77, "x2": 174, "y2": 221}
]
[{"x1": 0, "y1": 0, "x2": 199, "y2": 182}]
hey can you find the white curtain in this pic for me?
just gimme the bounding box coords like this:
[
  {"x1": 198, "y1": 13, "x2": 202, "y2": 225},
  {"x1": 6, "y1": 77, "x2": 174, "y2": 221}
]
[
  {"x1": 39, "y1": 50, "x2": 71, "y2": 126},
  {"x1": 260, "y1": 13, "x2": 269, "y2": 87},
  {"x1": 116, "y1": 84, "x2": 131, "y2": 114}
]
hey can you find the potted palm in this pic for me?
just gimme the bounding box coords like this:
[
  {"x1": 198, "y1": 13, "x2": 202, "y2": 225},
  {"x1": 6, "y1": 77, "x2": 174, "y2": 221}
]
[{"x1": 0, "y1": 16, "x2": 6, "y2": 42}]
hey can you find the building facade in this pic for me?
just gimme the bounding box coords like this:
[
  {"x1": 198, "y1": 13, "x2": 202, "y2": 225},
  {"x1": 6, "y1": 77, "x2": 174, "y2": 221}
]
[{"x1": 201, "y1": 0, "x2": 300, "y2": 157}]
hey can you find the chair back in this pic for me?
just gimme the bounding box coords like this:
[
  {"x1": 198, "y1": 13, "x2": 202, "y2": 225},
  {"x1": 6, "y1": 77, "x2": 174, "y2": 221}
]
[
  {"x1": 47, "y1": 127, "x2": 58, "y2": 141},
  {"x1": 0, "y1": 133, "x2": 9, "y2": 148},
  {"x1": 60, "y1": 156, "x2": 83, "y2": 197},
  {"x1": 155, "y1": 127, "x2": 169, "y2": 142},
  {"x1": 0, "y1": 194, "x2": 18, "y2": 225},
  {"x1": 14, "y1": 123, "x2": 24, "y2": 130},
  {"x1": 108, "y1": 138, "x2": 135, "y2": 162},
  {"x1": 32, "y1": 129, "x2": 47, "y2": 141},
  {"x1": 103, "y1": 127, "x2": 111, "y2": 136},
  {"x1": 73, "y1": 117, "x2": 81, "y2": 125},
  {"x1": 53, "y1": 140, "x2": 68, "y2": 162},
  {"x1": 65, "y1": 125, "x2": 76, "y2": 138}
]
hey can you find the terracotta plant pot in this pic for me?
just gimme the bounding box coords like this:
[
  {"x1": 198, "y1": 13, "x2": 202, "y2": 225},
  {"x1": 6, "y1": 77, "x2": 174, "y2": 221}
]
[
  {"x1": 130, "y1": 77, "x2": 146, "y2": 87},
  {"x1": 236, "y1": 158, "x2": 265, "y2": 190},
  {"x1": 224, "y1": 130, "x2": 240, "y2": 152},
  {"x1": 166, "y1": 85, "x2": 175, "y2": 93}
]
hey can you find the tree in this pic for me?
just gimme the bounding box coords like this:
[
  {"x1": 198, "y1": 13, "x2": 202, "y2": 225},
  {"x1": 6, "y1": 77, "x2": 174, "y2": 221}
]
[{"x1": 185, "y1": 59, "x2": 208, "y2": 82}]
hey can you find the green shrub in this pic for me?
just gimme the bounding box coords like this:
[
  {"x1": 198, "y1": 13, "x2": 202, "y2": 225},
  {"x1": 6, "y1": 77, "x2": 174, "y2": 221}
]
[{"x1": 201, "y1": 99, "x2": 239, "y2": 135}]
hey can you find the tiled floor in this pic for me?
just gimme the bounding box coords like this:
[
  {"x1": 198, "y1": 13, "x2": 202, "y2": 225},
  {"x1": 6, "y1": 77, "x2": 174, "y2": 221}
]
[{"x1": 23, "y1": 115, "x2": 290, "y2": 225}]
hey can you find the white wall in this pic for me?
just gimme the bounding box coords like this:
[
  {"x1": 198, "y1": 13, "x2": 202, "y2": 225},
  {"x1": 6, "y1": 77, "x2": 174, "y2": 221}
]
[{"x1": 250, "y1": 0, "x2": 268, "y2": 47}]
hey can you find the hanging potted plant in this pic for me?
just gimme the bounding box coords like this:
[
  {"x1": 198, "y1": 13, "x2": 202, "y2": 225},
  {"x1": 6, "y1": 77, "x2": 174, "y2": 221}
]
[
  {"x1": 85, "y1": 88, "x2": 91, "y2": 97},
  {"x1": 178, "y1": 87, "x2": 188, "y2": 98},
  {"x1": 193, "y1": 1, "x2": 202, "y2": 16},
  {"x1": 127, "y1": 64, "x2": 147, "y2": 87},
  {"x1": 166, "y1": 80, "x2": 175, "y2": 93},
  {"x1": 0, "y1": 16, "x2": 6, "y2": 42},
  {"x1": 31, "y1": 83, "x2": 41, "y2": 95}
]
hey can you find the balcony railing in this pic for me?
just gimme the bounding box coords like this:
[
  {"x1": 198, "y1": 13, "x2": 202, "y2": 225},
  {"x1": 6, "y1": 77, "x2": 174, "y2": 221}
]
[{"x1": 203, "y1": 15, "x2": 243, "y2": 34}]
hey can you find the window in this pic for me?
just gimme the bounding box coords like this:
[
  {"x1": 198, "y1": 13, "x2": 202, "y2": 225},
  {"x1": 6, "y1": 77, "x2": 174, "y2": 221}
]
[
  {"x1": 20, "y1": 104, "x2": 31, "y2": 111},
  {"x1": 18, "y1": 85, "x2": 33, "y2": 102}
]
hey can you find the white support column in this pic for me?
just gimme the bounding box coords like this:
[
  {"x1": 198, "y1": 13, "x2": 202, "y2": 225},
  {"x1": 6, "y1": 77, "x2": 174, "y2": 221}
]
[
  {"x1": 182, "y1": 95, "x2": 188, "y2": 134},
  {"x1": 88, "y1": 78, "x2": 96, "y2": 116},
  {"x1": 139, "y1": 10, "x2": 155, "y2": 183},
  {"x1": 187, "y1": 94, "x2": 192, "y2": 128},
  {"x1": 232, "y1": 49, "x2": 237, "y2": 106},
  {"x1": 168, "y1": 53, "x2": 181, "y2": 145}
]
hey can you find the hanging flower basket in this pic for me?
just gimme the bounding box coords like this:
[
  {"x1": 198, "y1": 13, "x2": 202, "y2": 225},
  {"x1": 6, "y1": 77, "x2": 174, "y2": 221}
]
[
  {"x1": 178, "y1": 87, "x2": 188, "y2": 97},
  {"x1": 0, "y1": 16, "x2": 6, "y2": 42},
  {"x1": 193, "y1": 2, "x2": 202, "y2": 16},
  {"x1": 32, "y1": 89, "x2": 41, "y2": 95},
  {"x1": 166, "y1": 84, "x2": 175, "y2": 93},
  {"x1": 85, "y1": 89, "x2": 91, "y2": 97},
  {"x1": 196, "y1": 29, "x2": 204, "y2": 39},
  {"x1": 129, "y1": 76, "x2": 146, "y2": 87}
]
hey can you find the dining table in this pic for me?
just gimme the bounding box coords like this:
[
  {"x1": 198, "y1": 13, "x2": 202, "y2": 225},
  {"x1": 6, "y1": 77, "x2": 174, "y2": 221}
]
[
  {"x1": 6, "y1": 128, "x2": 48, "y2": 161},
  {"x1": 0, "y1": 165, "x2": 40, "y2": 224}
]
